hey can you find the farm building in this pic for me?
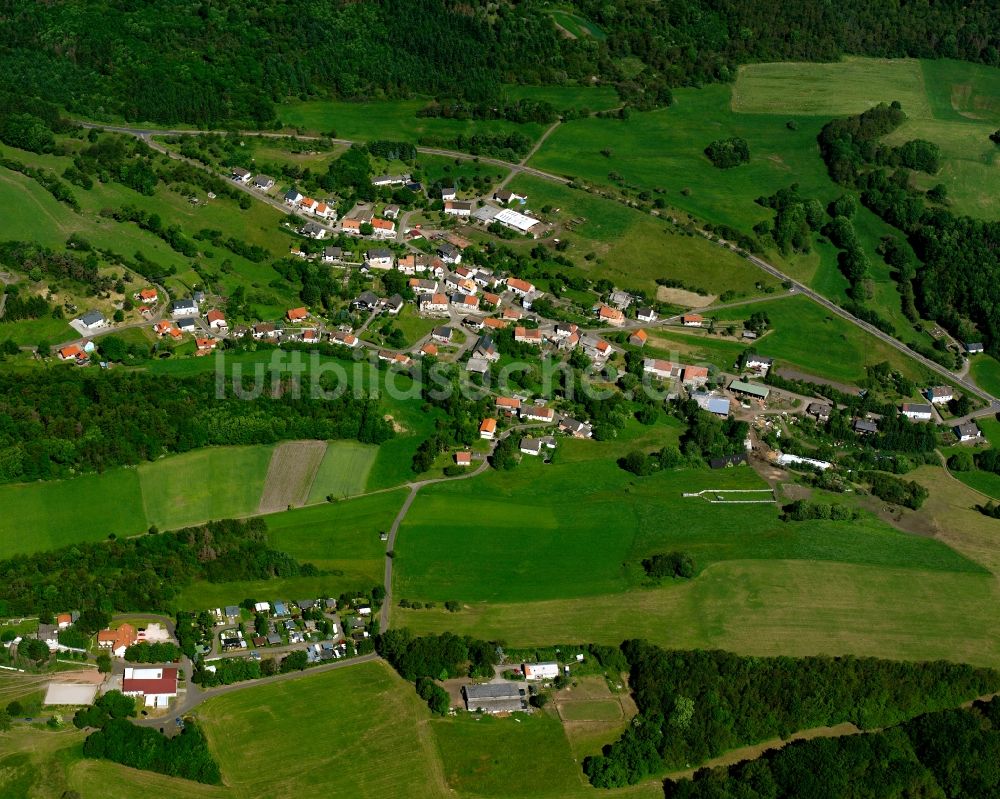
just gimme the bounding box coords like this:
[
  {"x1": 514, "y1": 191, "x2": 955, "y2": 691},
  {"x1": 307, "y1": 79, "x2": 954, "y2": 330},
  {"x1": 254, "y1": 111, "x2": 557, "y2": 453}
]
[
  {"x1": 494, "y1": 208, "x2": 544, "y2": 237},
  {"x1": 463, "y1": 683, "x2": 524, "y2": 714},
  {"x1": 693, "y1": 392, "x2": 731, "y2": 417},
  {"x1": 729, "y1": 380, "x2": 770, "y2": 401},
  {"x1": 97, "y1": 623, "x2": 137, "y2": 658}
]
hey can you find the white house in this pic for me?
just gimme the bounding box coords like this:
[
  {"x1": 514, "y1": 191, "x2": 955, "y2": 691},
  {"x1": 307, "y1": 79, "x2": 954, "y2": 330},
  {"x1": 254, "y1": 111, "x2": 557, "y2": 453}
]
[
  {"x1": 506, "y1": 278, "x2": 535, "y2": 297},
  {"x1": 643, "y1": 358, "x2": 675, "y2": 380},
  {"x1": 926, "y1": 386, "x2": 954, "y2": 405},
  {"x1": 444, "y1": 201, "x2": 473, "y2": 217},
  {"x1": 77, "y1": 310, "x2": 107, "y2": 330},
  {"x1": 171, "y1": 299, "x2": 199, "y2": 318},
  {"x1": 365, "y1": 248, "x2": 394, "y2": 270},
  {"x1": 901, "y1": 403, "x2": 934, "y2": 421},
  {"x1": 520, "y1": 406, "x2": 554, "y2": 423},
  {"x1": 441, "y1": 187, "x2": 457, "y2": 201},
  {"x1": 283, "y1": 189, "x2": 303, "y2": 206},
  {"x1": 523, "y1": 662, "x2": 560, "y2": 681},
  {"x1": 420, "y1": 293, "x2": 450, "y2": 315},
  {"x1": 230, "y1": 166, "x2": 251, "y2": 183},
  {"x1": 744, "y1": 354, "x2": 774, "y2": 373},
  {"x1": 252, "y1": 175, "x2": 274, "y2": 190},
  {"x1": 954, "y1": 422, "x2": 983, "y2": 442},
  {"x1": 371, "y1": 219, "x2": 396, "y2": 239},
  {"x1": 636, "y1": 307, "x2": 657, "y2": 323},
  {"x1": 206, "y1": 310, "x2": 227, "y2": 331}
]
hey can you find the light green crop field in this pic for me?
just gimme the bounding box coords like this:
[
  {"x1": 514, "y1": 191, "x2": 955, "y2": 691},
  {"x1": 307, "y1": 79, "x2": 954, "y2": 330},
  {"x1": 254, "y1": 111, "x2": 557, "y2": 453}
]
[
  {"x1": 731, "y1": 58, "x2": 932, "y2": 116},
  {"x1": 138, "y1": 445, "x2": 274, "y2": 531},
  {"x1": 279, "y1": 98, "x2": 548, "y2": 143},
  {"x1": 266, "y1": 489, "x2": 405, "y2": 588},
  {"x1": 547, "y1": 8, "x2": 606, "y2": 40},
  {"x1": 0, "y1": 468, "x2": 145, "y2": 557},
  {"x1": 394, "y1": 442, "x2": 979, "y2": 605},
  {"x1": 305, "y1": 441, "x2": 379, "y2": 502},
  {"x1": 506, "y1": 175, "x2": 777, "y2": 296},
  {"x1": 199, "y1": 660, "x2": 448, "y2": 799},
  {"x1": 970, "y1": 356, "x2": 1000, "y2": 398},
  {"x1": 0, "y1": 315, "x2": 76, "y2": 347},
  {"x1": 713, "y1": 294, "x2": 934, "y2": 383},
  {"x1": 432, "y1": 712, "x2": 598, "y2": 799}
]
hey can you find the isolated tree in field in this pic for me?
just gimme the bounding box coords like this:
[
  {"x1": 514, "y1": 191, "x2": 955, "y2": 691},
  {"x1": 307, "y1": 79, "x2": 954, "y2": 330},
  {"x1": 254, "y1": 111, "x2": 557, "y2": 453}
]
[{"x1": 704, "y1": 137, "x2": 750, "y2": 168}]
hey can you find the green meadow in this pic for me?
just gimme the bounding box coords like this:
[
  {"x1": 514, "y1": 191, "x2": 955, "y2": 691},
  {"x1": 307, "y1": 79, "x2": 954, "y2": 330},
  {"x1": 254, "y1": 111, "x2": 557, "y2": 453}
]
[
  {"x1": 970, "y1": 355, "x2": 1000, "y2": 397},
  {"x1": 712, "y1": 294, "x2": 936, "y2": 383},
  {"x1": 507, "y1": 174, "x2": 777, "y2": 297},
  {"x1": 138, "y1": 445, "x2": 274, "y2": 531},
  {"x1": 504, "y1": 83, "x2": 618, "y2": 110},
  {"x1": 305, "y1": 441, "x2": 379, "y2": 502},
  {"x1": 279, "y1": 98, "x2": 548, "y2": 143},
  {"x1": 393, "y1": 442, "x2": 979, "y2": 605},
  {"x1": 266, "y1": 489, "x2": 405, "y2": 588},
  {"x1": 547, "y1": 8, "x2": 606, "y2": 40},
  {"x1": 199, "y1": 660, "x2": 447, "y2": 799}
]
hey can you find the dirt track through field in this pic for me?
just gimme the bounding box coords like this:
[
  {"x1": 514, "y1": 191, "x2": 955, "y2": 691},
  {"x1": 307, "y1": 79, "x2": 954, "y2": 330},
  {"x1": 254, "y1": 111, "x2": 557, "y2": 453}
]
[{"x1": 258, "y1": 440, "x2": 328, "y2": 513}]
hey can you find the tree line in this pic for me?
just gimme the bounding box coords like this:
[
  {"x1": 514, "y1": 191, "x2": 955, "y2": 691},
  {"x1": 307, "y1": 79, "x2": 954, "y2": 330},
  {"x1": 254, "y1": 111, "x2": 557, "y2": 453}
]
[
  {"x1": 0, "y1": 368, "x2": 393, "y2": 483},
  {"x1": 0, "y1": 518, "x2": 314, "y2": 618},
  {"x1": 583, "y1": 641, "x2": 1000, "y2": 787}
]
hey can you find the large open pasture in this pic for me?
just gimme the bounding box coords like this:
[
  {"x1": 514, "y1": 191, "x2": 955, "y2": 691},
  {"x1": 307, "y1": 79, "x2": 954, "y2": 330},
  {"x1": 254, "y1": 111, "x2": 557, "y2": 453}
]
[
  {"x1": 305, "y1": 440, "x2": 379, "y2": 502},
  {"x1": 393, "y1": 441, "x2": 979, "y2": 605},
  {"x1": 969, "y1": 355, "x2": 1000, "y2": 397},
  {"x1": 138, "y1": 445, "x2": 274, "y2": 530},
  {"x1": 199, "y1": 659, "x2": 447, "y2": 799}
]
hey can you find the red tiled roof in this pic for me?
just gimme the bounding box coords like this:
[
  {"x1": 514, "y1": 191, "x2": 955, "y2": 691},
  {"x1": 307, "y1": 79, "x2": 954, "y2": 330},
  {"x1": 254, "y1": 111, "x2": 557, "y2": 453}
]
[{"x1": 123, "y1": 666, "x2": 178, "y2": 696}]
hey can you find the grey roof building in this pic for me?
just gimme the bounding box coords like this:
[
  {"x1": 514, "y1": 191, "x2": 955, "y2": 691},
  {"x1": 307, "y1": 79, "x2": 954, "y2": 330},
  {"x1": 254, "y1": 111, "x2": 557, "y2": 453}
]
[{"x1": 463, "y1": 683, "x2": 525, "y2": 714}]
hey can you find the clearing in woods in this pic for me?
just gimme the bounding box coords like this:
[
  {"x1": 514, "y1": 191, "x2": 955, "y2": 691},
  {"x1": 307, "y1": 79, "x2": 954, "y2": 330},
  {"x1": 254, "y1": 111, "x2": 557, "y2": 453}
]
[{"x1": 258, "y1": 440, "x2": 328, "y2": 513}]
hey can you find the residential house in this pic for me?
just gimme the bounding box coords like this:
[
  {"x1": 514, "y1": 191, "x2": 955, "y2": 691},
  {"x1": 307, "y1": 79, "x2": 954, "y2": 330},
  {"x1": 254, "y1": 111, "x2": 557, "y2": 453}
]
[
  {"x1": 340, "y1": 218, "x2": 363, "y2": 236},
  {"x1": 176, "y1": 317, "x2": 197, "y2": 333},
  {"x1": 371, "y1": 218, "x2": 396, "y2": 239},
  {"x1": 195, "y1": 337, "x2": 217, "y2": 354},
  {"x1": 493, "y1": 188, "x2": 526, "y2": 204},
  {"x1": 419, "y1": 342, "x2": 438, "y2": 357},
  {"x1": 520, "y1": 436, "x2": 556, "y2": 456},
  {"x1": 300, "y1": 197, "x2": 318, "y2": 215},
  {"x1": 444, "y1": 200, "x2": 474, "y2": 217},
  {"x1": 744, "y1": 354, "x2": 774, "y2": 373},
  {"x1": 729, "y1": 380, "x2": 770, "y2": 401},
  {"x1": 398, "y1": 254, "x2": 430, "y2": 275},
  {"x1": 853, "y1": 418, "x2": 878, "y2": 435},
  {"x1": 97, "y1": 624, "x2": 138, "y2": 658},
  {"x1": 682, "y1": 365, "x2": 709, "y2": 387},
  {"x1": 445, "y1": 276, "x2": 477, "y2": 296},
  {"x1": 122, "y1": 667, "x2": 178, "y2": 708},
  {"x1": 383, "y1": 204, "x2": 400, "y2": 220},
  {"x1": 682, "y1": 313, "x2": 704, "y2": 327},
  {"x1": 77, "y1": 310, "x2": 107, "y2": 330},
  {"x1": 451, "y1": 294, "x2": 480, "y2": 311},
  {"x1": 300, "y1": 221, "x2": 326, "y2": 239},
  {"x1": 431, "y1": 326, "x2": 454, "y2": 344},
  {"x1": 954, "y1": 422, "x2": 983, "y2": 442},
  {"x1": 479, "y1": 418, "x2": 497, "y2": 440},
  {"x1": 330, "y1": 331, "x2": 359, "y2": 348},
  {"x1": 595, "y1": 304, "x2": 625, "y2": 326},
  {"x1": 352, "y1": 291, "x2": 380, "y2": 312},
  {"x1": 252, "y1": 322, "x2": 279, "y2": 340},
  {"x1": 56, "y1": 613, "x2": 72, "y2": 629},
  {"x1": 171, "y1": 299, "x2": 199, "y2": 318},
  {"x1": 230, "y1": 166, "x2": 251, "y2": 183},
  {"x1": 520, "y1": 406, "x2": 554, "y2": 423},
  {"x1": 437, "y1": 242, "x2": 462, "y2": 264},
  {"x1": 420, "y1": 293, "x2": 450, "y2": 315},
  {"x1": 283, "y1": 189, "x2": 303, "y2": 206},
  {"x1": 466, "y1": 356, "x2": 490, "y2": 375},
  {"x1": 440, "y1": 187, "x2": 457, "y2": 201},
  {"x1": 926, "y1": 386, "x2": 954, "y2": 405},
  {"x1": 464, "y1": 316, "x2": 484, "y2": 331},
  {"x1": 482, "y1": 317, "x2": 508, "y2": 331},
  {"x1": 609, "y1": 290, "x2": 633, "y2": 310},
  {"x1": 506, "y1": 277, "x2": 535, "y2": 297},
  {"x1": 409, "y1": 277, "x2": 438, "y2": 293},
  {"x1": 966, "y1": 342, "x2": 985, "y2": 354},
  {"x1": 372, "y1": 174, "x2": 409, "y2": 187},
  {"x1": 382, "y1": 294, "x2": 404, "y2": 315},
  {"x1": 463, "y1": 683, "x2": 524, "y2": 714},
  {"x1": 474, "y1": 335, "x2": 499, "y2": 362},
  {"x1": 636, "y1": 307, "x2": 656, "y2": 323},
  {"x1": 153, "y1": 321, "x2": 173, "y2": 337},
  {"x1": 206, "y1": 309, "x2": 227, "y2": 331},
  {"x1": 514, "y1": 326, "x2": 542, "y2": 346},
  {"x1": 314, "y1": 202, "x2": 334, "y2": 220},
  {"x1": 582, "y1": 336, "x2": 613, "y2": 361},
  {"x1": 58, "y1": 345, "x2": 85, "y2": 362},
  {"x1": 455, "y1": 452, "x2": 472, "y2": 467},
  {"x1": 629, "y1": 330, "x2": 648, "y2": 347},
  {"x1": 558, "y1": 418, "x2": 592, "y2": 438},
  {"x1": 364, "y1": 248, "x2": 394, "y2": 270},
  {"x1": 643, "y1": 358, "x2": 676, "y2": 380},
  {"x1": 901, "y1": 402, "x2": 934, "y2": 421},
  {"x1": 252, "y1": 175, "x2": 274, "y2": 190},
  {"x1": 138, "y1": 287, "x2": 158, "y2": 304},
  {"x1": 322, "y1": 246, "x2": 343, "y2": 263},
  {"x1": 501, "y1": 307, "x2": 523, "y2": 322},
  {"x1": 482, "y1": 291, "x2": 502, "y2": 308},
  {"x1": 807, "y1": 402, "x2": 832, "y2": 422},
  {"x1": 496, "y1": 396, "x2": 521, "y2": 414}
]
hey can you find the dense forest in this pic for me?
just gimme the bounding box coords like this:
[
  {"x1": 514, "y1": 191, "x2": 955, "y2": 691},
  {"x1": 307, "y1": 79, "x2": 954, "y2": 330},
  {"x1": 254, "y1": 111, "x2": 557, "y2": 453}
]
[
  {"x1": 665, "y1": 697, "x2": 1000, "y2": 798},
  {"x1": 0, "y1": 518, "x2": 313, "y2": 617},
  {"x1": 0, "y1": 368, "x2": 393, "y2": 483},
  {"x1": 584, "y1": 641, "x2": 1000, "y2": 787},
  {"x1": 0, "y1": 0, "x2": 995, "y2": 126}
]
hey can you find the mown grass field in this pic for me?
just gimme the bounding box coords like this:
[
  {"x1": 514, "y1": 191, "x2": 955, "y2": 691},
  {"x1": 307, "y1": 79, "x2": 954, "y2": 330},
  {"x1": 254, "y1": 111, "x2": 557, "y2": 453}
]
[
  {"x1": 306, "y1": 441, "x2": 379, "y2": 502},
  {"x1": 279, "y1": 98, "x2": 548, "y2": 143},
  {"x1": 0, "y1": 468, "x2": 145, "y2": 557},
  {"x1": 712, "y1": 294, "x2": 935, "y2": 383},
  {"x1": 265, "y1": 489, "x2": 405, "y2": 589},
  {"x1": 970, "y1": 355, "x2": 1000, "y2": 398},
  {"x1": 431, "y1": 712, "x2": 607, "y2": 799},
  {"x1": 138, "y1": 445, "x2": 274, "y2": 531},
  {"x1": 507, "y1": 175, "x2": 777, "y2": 297},
  {"x1": 199, "y1": 660, "x2": 447, "y2": 799},
  {"x1": 393, "y1": 440, "x2": 979, "y2": 605}
]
